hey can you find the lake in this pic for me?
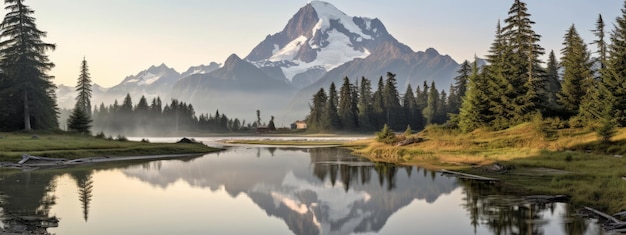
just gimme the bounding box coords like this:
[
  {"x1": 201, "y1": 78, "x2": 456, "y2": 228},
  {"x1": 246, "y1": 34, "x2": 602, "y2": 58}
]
[{"x1": 0, "y1": 138, "x2": 607, "y2": 234}]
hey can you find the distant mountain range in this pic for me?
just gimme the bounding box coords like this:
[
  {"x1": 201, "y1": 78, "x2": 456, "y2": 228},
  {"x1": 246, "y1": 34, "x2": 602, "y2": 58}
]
[{"x1": 57, "y1": 1, "x2": 465, "y2": 124}]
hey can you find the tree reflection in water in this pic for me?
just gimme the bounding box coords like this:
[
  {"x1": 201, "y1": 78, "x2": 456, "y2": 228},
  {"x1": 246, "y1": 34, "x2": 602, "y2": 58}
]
[
  {"x1": 459, "y1": 179, "x2": 592, "y2": 235},
  {"x1": 0, "y1": 170, "x2": 58, "y2": 234}
]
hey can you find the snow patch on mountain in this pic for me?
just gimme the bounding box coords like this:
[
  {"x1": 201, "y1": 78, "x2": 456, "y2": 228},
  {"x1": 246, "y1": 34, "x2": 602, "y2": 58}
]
[
  {"x1": 310, "y1": 1, "x2": 372, "y2": 41},
  {"x1": 280, "y1": 30, "x2": 370, "y2": 80},
  {"x1": 269, "y1": 35, "x2": 308, "y2": 62}
]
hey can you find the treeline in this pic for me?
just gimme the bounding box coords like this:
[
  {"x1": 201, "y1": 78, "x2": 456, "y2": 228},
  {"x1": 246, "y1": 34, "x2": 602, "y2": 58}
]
[
  {"x1": 458, "y1": 0, "x2": 626, "y2": 142},
  {"x1": 308, "y1": 0, "x2": 626, "y2": 142},
  {"x1": 92, "y1": 94, "x2": 257, "y2": 135},
  {"x1": 306, "y1": 71, "x2": 467, "y2": 132}
]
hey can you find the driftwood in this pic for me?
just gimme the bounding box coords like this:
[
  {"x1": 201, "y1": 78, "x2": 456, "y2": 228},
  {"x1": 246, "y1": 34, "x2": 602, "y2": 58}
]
[
  {"x1": 395, "y1": 137, "x2": 424, "y2": 147},
  {"x1": 584, "y1": 206, "x2": 626, "y2": 231},
  {"x1": 439, "y1": 169, "x2": 499, "y2": 181},
  {"x1": 18, "y1": 154, "x2": 66, "y2": 164}
]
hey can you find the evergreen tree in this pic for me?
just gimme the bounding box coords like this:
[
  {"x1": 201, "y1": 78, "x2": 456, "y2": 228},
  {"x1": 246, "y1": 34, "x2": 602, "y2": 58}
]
[
  {"x1": 383, "y1": 72, "x2": 404, "y2": 130},
  {"x1": 324, "y1": 82, "x2": 341, "y2": 130},
  {"x1": 67, "y1": 58, "x2": 93, "y2": 134},
  {"x1": 436, "y1": 89, "x2": 448, "y2": 124},
  {"x1": 75, "y1": 57, "x2": 92, "y2": 116},
  {"x1": 402, "y1": 84, "x2": 421, "y2": 130},
  {"x1": 459, "y1": 60, "x2": 491, "y2": 132},
  {"x1": 543, "y1": 50, "x2": 561, "y2": 114},
  {"x1": 449, "y1": 60, "x2": 471, "y2": 113},
  {"x1": 591, "y1": 14, "x2": 607, "y2": 70},
  {"x1": 0, "y1": 0, "x2": 57, "y2": 130},
  {"x1": 557, "y1": 25, "x2": 592, "y2": 116},
  {"x1": 372, "y1": 77, "x2": 386, "y2": 128},
  {"x1": 338, "y1": 77, "x2": 357, "y2": 130},
  {"x1": 308, "y1": 88, "x2": 327, "y2": 131},
  {"x1": 602, "y1": 1, "x2": 626, "y2": 126},
  {"x1": 358, "y1": 77, "x2": 374, "y2": 131},
  {"x1": 501, "y1": 0, "x2": 545, "y2": 124},
  {"x1": 423, "y1": 81, "x2": 439, "y2": 125},
  {"x1": 68, "y1": 104, "x2": 91, "y2": 134},
  {"x1": 268, "y1": 115, "x2": 276, "y2": 131}
]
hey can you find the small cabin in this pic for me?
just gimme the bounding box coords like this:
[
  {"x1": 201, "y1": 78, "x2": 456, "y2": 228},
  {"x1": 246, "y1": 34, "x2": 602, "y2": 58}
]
[{"x1": 291, "y1": 120, "x2": 308, "y2": 130}]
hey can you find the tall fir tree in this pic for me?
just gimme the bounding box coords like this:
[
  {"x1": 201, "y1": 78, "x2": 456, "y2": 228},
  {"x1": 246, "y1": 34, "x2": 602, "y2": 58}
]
[
  {"x1": 423, "y1": 81, "x2": 439, "y2": 125},
  {"x1": 591, "y1": 14, "x2": 607, "y2": 70},
  {"x1": 324, "y1": 82, "x2": 341, "y2": 130},
  {"x1": 0, "y1": 0, "x2": 57, "y2": 131},
  {"x1": 449, "y1": 60, "x2": 471, "y2": 114},
  {"x1": 75, "y1": 57, "x2": 92, "y2": 116},
  {"x1": 601, "y1": 1, "x2": 626, "y2": 126},
  {"x1": 459, "y1": 60, "x2": 491, "y2": 132},
  {"x1": 501, "y1": 0, "x2": 545, "y2": 124},
  {"x1": 382, "y1": 72, "x2": 404, "y2": 130},
  {"x1": 402, "y1": 84, "x2": 421, "y2": 130},
  {"x1": 357, "y1": 77, "x2": 374, "y2": 131},
  {"x1": 543, "y1": 50, "x2": 561, "y2": 114},
  {"x1": 308, "y1": 88, "x2": 327, "y2": 131},
  {"x1": 338, "y1": 77, "x2": 357, "y2": 130},
  {"x1": 68, "y1": 58, "x2": 93, "y2": 134},
  {"x1": 557, "y1": 25, "x2": 592, "y2": 116},
  {"x1": 372, "y1": 76, "x2": 386, "y2": 128}
]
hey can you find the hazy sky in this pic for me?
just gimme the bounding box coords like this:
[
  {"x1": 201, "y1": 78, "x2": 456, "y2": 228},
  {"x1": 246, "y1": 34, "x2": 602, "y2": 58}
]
[{"x1": 15, "y1": 0, "x2": 624, "y2": 88}]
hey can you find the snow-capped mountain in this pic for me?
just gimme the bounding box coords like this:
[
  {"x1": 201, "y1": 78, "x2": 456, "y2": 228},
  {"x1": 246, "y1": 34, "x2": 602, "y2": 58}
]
[
  {"x1": 107, "y1": 63, "x2": 180, "y2": 99},
  {"x1": 246, "y1": 1, "x2": 393, "y2": 89},
  {"x1": 180, "y1": 62, "x2": 221, "y2": 78},
  {"x1": 57, "y1": 1, "x2": 465, "y2": 123}
]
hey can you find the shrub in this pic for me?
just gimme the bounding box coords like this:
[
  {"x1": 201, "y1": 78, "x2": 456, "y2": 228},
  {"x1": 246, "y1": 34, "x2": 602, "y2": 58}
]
[
  {"x1": 95, "y1": 131, "x2": 106, "y2": 139},
  {"x1": 376, "y1": 124, "x2": 397, "y2": 144},
  {"x1": 116, "y1": 135, "x2": 128, "y2": 142}
]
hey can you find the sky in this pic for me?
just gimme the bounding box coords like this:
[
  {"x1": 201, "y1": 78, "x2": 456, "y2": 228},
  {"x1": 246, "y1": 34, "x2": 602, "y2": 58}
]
[{"x1": 12, "y1": 0, "x2": 624, "y2": 88}]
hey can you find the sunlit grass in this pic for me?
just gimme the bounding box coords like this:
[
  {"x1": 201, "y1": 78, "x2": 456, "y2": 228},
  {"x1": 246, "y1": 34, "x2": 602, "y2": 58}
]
[
  {"x1": 0, "y1": 132, "x2": 216, "y2": 161},
  {"x1": 354, "y1": 123, "x2": 626, "y2": 213}
]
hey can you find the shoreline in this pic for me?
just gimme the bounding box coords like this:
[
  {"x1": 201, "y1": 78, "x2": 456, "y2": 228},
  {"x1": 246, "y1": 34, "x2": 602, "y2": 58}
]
[{"x1": 0, "y1": 153, "x2": 214, "y2": 170}]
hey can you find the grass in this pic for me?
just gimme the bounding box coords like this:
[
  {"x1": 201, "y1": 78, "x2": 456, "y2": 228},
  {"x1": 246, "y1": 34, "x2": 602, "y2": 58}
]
[
  {"x1": 0, "y1": 132, "x2": 217, "y2": 161},
  {"x1": 354, "y1": 123, "x2": 626, "y2": 214}
]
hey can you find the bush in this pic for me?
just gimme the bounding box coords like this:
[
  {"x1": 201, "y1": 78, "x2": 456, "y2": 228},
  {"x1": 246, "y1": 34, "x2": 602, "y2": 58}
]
[
  {"x1": 376, "y1": 124, "x2": 397, "y2": 144},
  {"x1": 95, "y1": 131, "x2": 106, "y2": 139},
  {"x1": 141, "y1": 138, "x2": 150, "y2": 143},
  {"x1": 116, "y1": 135, "x2": 128, "y2": 142}
]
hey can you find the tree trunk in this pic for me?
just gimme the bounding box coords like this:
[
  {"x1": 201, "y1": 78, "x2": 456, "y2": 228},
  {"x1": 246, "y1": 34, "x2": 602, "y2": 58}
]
[{"x1": 24, "y1": 90, "x2": 31, "y2": 131}]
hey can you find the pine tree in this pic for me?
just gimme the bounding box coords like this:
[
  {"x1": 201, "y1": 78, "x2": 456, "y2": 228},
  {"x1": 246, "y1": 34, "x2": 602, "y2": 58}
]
[
  {"x1": 324, "y1": 82, "x2": 341, "y2": 130},
  {"x1": 449, "y1": 60, "x2": 471, "y2": 113},
  {"x1": 484, "y1": 20, "x2": 517, "y2": 129},
  {"x1": 358, "y1": 77, "x2": 374, "y2": 131},
  {"x1": 459, "y1": 60, "x2": 491, "y2": 132},
  {"x1": 383, "y1": 72, "x2": 404, "y2": 130},
  {"x1": 436, "y1": 89, "x2": 448, "y2": 124},
  {"x1": 0, "y1": 0, "x2": 57, "y2": 131},
  {"x1": 76, "y1": 57, "x2": 92, "y2": 116},
  {"x1": 423, "y1": 81, "x2": 439, "y2": 125},
  {"x1": 402, "y1": 84, "x2": 421, "y2": 130},
  {"x1": 307, "y1": 88, "x2": 327, "y2": 131},
  {"x1": 591, "y1": 14, "x2": 607, "y2": 70},
  {"x1": 557, "y1": 25, "x2": 592, "y2": 116},
  {"x1": 602, "y1": 1, "x2": 626, "y2": 126},
  {"x1": 68, "y1": 104, "x2": 91, "y2": 134},
  {"x1": 543, "y1": 50, "x2": 561, "y2": 114},
  {"x1": 372, "y1": 77, "x2": 386, "y2": 128},
  {"x1": 68, "y1": 58, "x2": 93, "y2": 134},
  {"x1": 338, "y1": 77, "x2": 357, "y2": 130},
  {"x1": 501, "y1": 0, "x2": 545, "y2": 123}
]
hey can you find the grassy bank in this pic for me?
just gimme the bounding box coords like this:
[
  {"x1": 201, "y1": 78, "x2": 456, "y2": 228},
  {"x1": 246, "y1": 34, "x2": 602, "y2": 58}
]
[
  {"x1": 0, "y1": 132, "x2": 218, "y2": 162},
  {"x1": 354, "y1": 123, "x2": 626, "y2": 214}
]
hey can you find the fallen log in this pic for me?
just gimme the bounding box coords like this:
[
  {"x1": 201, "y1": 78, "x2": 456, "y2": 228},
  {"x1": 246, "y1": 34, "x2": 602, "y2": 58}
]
[
  {"x1": 585, "y1": 206, "x2": 625, "y2": 225},
  {"x1": 18, "y1": 154, "x2": 66, "y2": 164},
  {"x1": 439, "y1": 169, "x2": 499, "y2": 181}
]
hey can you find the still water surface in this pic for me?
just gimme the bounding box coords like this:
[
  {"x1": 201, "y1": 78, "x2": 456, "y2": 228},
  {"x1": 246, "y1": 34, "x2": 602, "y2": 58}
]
[{"x1": 0, "y1": 141, "x2": 607, "y2": 234}]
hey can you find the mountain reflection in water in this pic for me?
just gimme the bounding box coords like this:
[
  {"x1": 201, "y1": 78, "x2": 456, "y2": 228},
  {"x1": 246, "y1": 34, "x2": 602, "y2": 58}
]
[{"x1": 0, "y1": 146, "x2": 602, "y2": 235}]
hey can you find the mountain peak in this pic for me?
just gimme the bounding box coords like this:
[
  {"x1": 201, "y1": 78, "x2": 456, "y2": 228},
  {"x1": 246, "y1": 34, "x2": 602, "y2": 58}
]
[
  {"x1": 425, "y1": 48, "x2": 440, "y2": 57},
  {"x1": 223, "y1": 54, "x2": 243, "y2": 69}
]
